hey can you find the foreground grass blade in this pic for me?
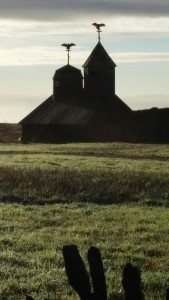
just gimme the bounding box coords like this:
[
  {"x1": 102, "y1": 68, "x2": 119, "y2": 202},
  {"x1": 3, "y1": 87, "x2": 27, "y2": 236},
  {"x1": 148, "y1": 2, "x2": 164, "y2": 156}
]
[
  {"x1": 63, "y1": 245, "x2": 91, "y2": 300},
  {"x1": 87, "y1": 247, "x2": 107, "y2": 300},
  {"x1": 122, "y1": 263, "x2": 144, "y2": 300}
]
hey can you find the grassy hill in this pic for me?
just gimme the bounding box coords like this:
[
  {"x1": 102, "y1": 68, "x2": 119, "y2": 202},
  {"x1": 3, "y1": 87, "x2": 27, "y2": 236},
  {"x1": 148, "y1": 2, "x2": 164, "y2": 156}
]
[
  {"x1": 0, "y1": 123, "x2": 21, "y2": 143},
  {"x1": 0, "y1": 142, "x2": 169, "y2": 206}
]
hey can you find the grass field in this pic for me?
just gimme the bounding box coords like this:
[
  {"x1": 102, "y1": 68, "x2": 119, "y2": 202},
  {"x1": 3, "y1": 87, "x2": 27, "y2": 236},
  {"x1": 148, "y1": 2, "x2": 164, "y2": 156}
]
[
  {"x1": 0, "y1": 125, "x2": 169, "y2": 299},
  {"x1": 0, "y1": 203, "x2": 169, "y2": 299},
  {"x1": 0, "y1": 142, "x2": 169, "y2": 206}
]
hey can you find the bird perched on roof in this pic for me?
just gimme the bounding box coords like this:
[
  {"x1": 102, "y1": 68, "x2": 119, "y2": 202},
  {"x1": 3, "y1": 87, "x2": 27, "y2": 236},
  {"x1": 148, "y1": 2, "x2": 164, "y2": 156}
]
[
  {"x1": 92, "y1": 23, "x2": 105, "y2": 32},
  {"x1": 62, "y1": 43, "x2": 76, "y2": 50}
]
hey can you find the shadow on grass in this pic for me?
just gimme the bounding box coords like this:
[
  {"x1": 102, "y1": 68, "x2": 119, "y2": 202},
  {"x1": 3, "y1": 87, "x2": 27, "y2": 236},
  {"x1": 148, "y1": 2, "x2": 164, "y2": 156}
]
[{"x1": 1, "y1": 194, "x2": 45, "y2": 206}]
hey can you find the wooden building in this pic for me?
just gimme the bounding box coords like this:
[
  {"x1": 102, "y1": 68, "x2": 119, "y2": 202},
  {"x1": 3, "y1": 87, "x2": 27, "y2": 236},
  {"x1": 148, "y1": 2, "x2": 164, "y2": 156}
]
[
  {"x1": 20, "y1": 39, "x2": 132, "y2": 143},
  {"x1": 20, "y1": 24, "x2": 169, "y2": 143}
]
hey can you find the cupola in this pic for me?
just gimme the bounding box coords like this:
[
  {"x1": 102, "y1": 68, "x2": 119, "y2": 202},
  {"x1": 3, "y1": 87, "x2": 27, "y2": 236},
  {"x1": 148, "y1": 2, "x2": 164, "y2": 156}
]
[
  {"x1": 53, "y1": 65, "x2": 83, "y2": 101},
  {"x1": 53, "y1": 43, "x2": 83, "y2": 101}
]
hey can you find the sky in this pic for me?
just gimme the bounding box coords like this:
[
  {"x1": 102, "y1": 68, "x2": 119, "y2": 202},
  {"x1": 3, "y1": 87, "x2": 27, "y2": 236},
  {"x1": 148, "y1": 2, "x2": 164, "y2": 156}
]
[{"x1": 0, "y1": 0, "x2": 169, "y2": 123}]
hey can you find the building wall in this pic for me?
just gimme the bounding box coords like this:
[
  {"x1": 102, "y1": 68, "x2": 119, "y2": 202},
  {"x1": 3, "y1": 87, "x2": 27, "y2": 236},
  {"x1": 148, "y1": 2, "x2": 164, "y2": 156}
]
[
  {"x1": 22, "y1": 108, "x2": 169, "y2": 144},
  {"x1": 84, "y1": 67, "x2": 115, "y2": 98},
  {"x1": 22, "y1": 122, "x2": 131, "y2": 144}
]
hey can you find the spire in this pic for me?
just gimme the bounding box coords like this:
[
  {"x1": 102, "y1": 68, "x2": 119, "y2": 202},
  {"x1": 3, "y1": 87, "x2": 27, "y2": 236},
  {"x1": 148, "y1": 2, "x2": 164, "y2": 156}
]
[
  {"x1": 83, "y1": 42, "x2": 116, "y2": 68},
  {"x1": 92, "y1": 23, "x2": 105, "y2": 41},
  {"x1": 62, "y1": 43, "x2": 76, "y2": 65}
]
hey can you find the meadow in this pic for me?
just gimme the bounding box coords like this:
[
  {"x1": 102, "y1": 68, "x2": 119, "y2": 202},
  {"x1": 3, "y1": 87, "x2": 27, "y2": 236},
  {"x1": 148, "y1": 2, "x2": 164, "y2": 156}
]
[
  {"x1": 1, "y1": 142, "x2": 169, "y2": 206},
  {"x1": 0, "y1": 130, "x2": 169, "y2": 299}
]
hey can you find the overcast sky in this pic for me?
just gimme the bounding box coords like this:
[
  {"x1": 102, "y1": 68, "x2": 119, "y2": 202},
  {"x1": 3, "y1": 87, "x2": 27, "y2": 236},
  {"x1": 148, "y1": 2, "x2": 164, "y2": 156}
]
[
  {"x1": 0, "y1": 0, "x2": 169, "y2": 122},
  {"x1": 0, "y1": 0, "x2": 169, "y2": 19}
]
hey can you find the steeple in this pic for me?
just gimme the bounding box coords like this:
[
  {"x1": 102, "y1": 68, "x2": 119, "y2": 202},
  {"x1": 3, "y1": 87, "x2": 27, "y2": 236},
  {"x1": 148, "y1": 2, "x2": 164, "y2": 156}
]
[
  {"x1": 83, "y1": 42, "x2": 116, "y2": 98},
  {"x1": 83, "y1": 42, "x2": 116, "y2": 69},
  {"x1": 82, "y1": 23, "x2": 117, "y2": 99}
]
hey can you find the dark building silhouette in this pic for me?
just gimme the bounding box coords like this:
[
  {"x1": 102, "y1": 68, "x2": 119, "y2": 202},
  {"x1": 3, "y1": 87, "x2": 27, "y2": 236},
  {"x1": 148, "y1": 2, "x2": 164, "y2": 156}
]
[
  {"x1": 20, "y1": 33, "x2": 169, "y2": 143},
  {"x1": 83, "y1": 42, "x2": 116, "y2": 98},
  {"x1": 20, "y1": 38, "x2": 132, "y2": 143},
  {"x1": 53, "y1": 65, "x2": 83, "y2": 102}
]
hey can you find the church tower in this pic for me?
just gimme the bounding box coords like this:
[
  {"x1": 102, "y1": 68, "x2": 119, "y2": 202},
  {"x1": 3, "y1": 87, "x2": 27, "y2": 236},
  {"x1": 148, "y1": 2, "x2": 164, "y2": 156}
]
[
  {"x1": 83, "y1": 23, "x2": 116, "y2": 100},
  {"x1": 53, "y1": 43, "x2": 83, "y2": 102}
]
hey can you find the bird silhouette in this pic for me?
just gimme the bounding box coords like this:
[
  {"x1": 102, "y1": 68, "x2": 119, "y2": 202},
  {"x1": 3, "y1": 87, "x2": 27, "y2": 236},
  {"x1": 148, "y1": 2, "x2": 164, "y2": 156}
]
[
  {"x1": 62, "y1": 43, "x2": 76, "y2": 50},
  {"x1": 92, "y1": 23, "x2": 105, "y2": 31}
]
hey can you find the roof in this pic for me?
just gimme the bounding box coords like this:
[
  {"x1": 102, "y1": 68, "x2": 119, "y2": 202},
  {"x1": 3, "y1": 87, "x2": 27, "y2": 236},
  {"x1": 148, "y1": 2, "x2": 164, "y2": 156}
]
[
  {"x1": 83, "y1": 42, "x2": 116, "y2": 68},
  {"x1": 20, "y1": 96, "x2": 94, "y2": 125},
  {"x1": 56, "y1": 64, "x2": 81, "y2": 73},
  {"x1": 20, "y1": 93, "x2": 131, "y2": 125},
  {"x1": 53, "y1": 64, "x2": 83, "y2": 79}
]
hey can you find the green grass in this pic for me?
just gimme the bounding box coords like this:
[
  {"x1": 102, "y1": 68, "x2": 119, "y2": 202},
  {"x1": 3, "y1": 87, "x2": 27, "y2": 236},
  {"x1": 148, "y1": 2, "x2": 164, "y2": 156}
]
[
  {"x1": 0, "y1": 142, "x2": 169, "y2": 299},
  {"x1": 0, "y1": 203, "x2": 169, "y2": 299},
  {"x1": 0, "y1": 142, "x2": 169, "y2": 205},
  {"x1": 1, "y1": 142, "x2": 169, "y2": 172}
]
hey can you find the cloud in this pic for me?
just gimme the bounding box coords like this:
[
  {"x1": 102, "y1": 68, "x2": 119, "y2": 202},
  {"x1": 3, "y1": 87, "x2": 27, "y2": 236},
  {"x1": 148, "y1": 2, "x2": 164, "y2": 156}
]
[
  {"x1": 113, "y1": 52, "x2": 169, "y2": 63},
  {"x1": 0, "y1": 0, "x2": 169, "y2": 21},
  {"x1": 0, "y1": 46, "x2": 169, "y2": 66},
  {"x1": 0, "y1": 16, "x2": 169, "y2": 66}
]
